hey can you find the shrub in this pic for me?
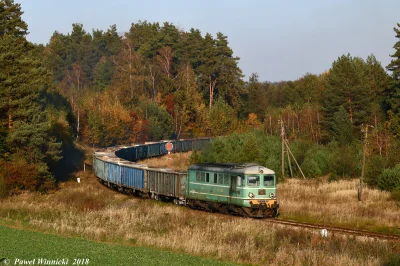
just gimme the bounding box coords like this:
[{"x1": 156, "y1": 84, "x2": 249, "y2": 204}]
[
  {"x1": 0, "y1": 160, "x2": 56, "y2": 195},
  {"x1": 383, "y1": 254, "x2": 400, "y2": 266},
  {"x1": 331, "y1": 144, "x2": 361, "y2": 178},
  {"x1": 0, "y1": 173, "x2": 8, "y2": 198},
  {"x1": 378, "y1": 164, "x2": 400, "y2": 192},
  {"x1": 390, "y1": 189, "x2": 400, "y2": 202},
  {"x1": 301, "y1": 145, "x2": 331, "y2": 178},
  {"x1": 365, "y1": 155, "x2": 388, "y2": 187},
  {"x1": 328, "y1": 172, "x2": 339, "y2": 183}
]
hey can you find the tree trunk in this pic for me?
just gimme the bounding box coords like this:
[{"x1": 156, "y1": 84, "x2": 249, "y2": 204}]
[
  {"x1": 374, "y1": 112, "x2": 382, "y2": 156},
  {"x1": 347, "y1": 95, "x2": 353, "y2": 122},
  {"x1": 269, "y1": 115, "x2": 272, "y2": 135},
  {"x1": 297, "y1": 113, "x2": 300, "y2": 133},
  {"x1": 209, "y1": 77, "x2": 217, "y2": 110},
  {"x1": 76, "y1": 109, "x2": 80, "y2": 140},
  {"x1": 317, "y1": 110, "x2": 321, "y2": 143},
  {"x1": 8, "y1": 113, "x2": 12, "y2": 129}
]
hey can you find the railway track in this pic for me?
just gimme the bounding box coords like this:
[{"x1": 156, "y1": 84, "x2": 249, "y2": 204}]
[{"x1": 266, "y1": 218, "x2": 400, "y2": 241}]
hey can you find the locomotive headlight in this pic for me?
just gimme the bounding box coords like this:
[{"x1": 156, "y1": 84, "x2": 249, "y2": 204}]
[
  {"x1": 248, "y1": 192, "x2": 255, "y2": 198},
  {"x1": 270, "y1": 192, "x2": 275, "y2": 198}
]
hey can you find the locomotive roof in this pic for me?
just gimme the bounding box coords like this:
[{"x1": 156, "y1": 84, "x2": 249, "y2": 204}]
[{"x1": 188, "y1": 163, "x2": 275, "y2": 175}]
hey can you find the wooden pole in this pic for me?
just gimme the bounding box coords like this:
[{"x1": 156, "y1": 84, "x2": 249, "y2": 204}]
[
  {"x1": 360, "y1": 125, "x2": 371, "y2": 202},
  {"x1": 287, "y1": 147, "x2": 293, "y2": 177},
  {"x1": 281, "y1": 120, "x2": 285, "y2": 179},
  {"x1": 284, "y1": 139, "x2": 306, "y2": 179}
]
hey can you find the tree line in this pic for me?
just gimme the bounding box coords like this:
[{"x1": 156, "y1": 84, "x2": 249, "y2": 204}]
[{"x1": 0, "y1": 0, "x2": 399, "y2": 196}]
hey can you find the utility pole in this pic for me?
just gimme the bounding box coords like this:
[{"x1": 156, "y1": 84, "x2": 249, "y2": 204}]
[
  {"x1": 280, "y1": 119, "x2": 285, "y2": 180},
  {"x1": 284, "y1": 139, "x2": 306, "y2": 179},
  {"x1": 359, "y1": 124, "x2": 373, "y2": 202}
]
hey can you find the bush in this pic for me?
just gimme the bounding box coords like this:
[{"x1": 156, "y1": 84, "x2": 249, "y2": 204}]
[
  {"x1": 365, "y1": 155, "x2": 388, "y2": 187},
  {"x1": 328, "y1": 172, "x2": 339, "y2": 183},
  {"x1": 383, "y1": 254, "x2": 400, "y2": 266},
  {"x1": 0, "y1": 160, "x2": 56, "y2": 195},
  {"x1": 390, "y1": 189, "x2": 400, "y2": 202},
  {"x1": 0, "y1": 173, "x2": 8, "y2": 199},
  {"x1": 301, "y1": 145, "x2": 331, "y2": 178},
  {"x1": 378, "y1": 164, "x2": 400, "y2": 192},
  {"x1": 331, "y1": 144, "x2": 361, "y2": 178},
  {"x1": 288, "y1": 139, "x2": 312, "y2": 167}
]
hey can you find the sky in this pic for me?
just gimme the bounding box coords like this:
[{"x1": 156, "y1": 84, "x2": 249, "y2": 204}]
[{"x1": 16, "y1": 0, "x2": 400, "y2": 82}]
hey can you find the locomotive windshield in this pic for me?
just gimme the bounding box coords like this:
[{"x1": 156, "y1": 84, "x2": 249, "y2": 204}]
[
  {"x1": 264, "y1": 175, "x2": 275, "y2": 186},
  {"x1": 247, "y1": 176, "x2": 260, "y2": 186}
]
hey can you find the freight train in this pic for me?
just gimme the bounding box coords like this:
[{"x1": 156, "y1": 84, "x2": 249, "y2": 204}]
[{"x1": 93, "y1": 138, "x2": 279, "y2": 218}]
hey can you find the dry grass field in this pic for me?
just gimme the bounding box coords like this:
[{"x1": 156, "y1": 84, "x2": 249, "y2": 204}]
[
  {"x1": 143, "y1": 152, "x2": 400, "y2": 233},
  {"x1": 0, "y1": 169, "x2": 399, "y2": 266},
  {"x1": 279, "y1": 178, "x2": 400, "y2": 233},
  {"x1": 140, "y1": 151, "x2": 193, "y2": 170},
  {"x1": 0, "y1": 152, "x2": 399, "y2": 265}
]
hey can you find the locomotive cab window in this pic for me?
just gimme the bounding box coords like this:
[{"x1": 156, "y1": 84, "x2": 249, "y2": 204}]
[
  {"x1": 223, "y1": 174, "x2": 230, "y2": 185},
  {"x1": 201, "y1": 172, "x2": 205, "y2": 182},
  {"x1": 196, "y1": 172, "x2": 201, "y2": 182},
  {"x1": 195, "y1": 171, "x2": 207, "y2": 182},
  {"x1": 264, "y1": 175, "x2": 275, "y2": 187},
  {"x1": 218, "y1": 173, "x2": 224, "y2": 184},
  {"x1": 247, "y1": 176, "x2": 260, "y2": 186}
]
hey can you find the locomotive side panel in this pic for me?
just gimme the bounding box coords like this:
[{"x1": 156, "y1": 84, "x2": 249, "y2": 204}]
[{"x1": 186, "y1": 169, "x2": 230, "y2": 203}]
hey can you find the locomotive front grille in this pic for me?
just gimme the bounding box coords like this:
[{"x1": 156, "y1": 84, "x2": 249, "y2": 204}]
[
  {"x1": 250, "y1": 199, "x2": 277, "y2": 208},
  {"x1": 258, "y1": 189, "x2": 266, "y2": 195}
]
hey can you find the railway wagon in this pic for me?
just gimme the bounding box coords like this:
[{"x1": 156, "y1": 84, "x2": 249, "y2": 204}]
[
  {"x1": 186, "y1": 163, "x2": 279, "y2": 218},
  {"x1": 136, "y1": 145, "x2": 148, "y2": 160},
  {"x1": 115, "y1": 147, "x2": 136, "y2": 161},
  {"x1": 147, "y1": 142, "x2": 161, "y2": 157},
  {"x1": 94, "y1": 156, "x2": 187, "y2": 203},
  {"x1": 120, "y1": 163, "x2": 145, "y2": 190},
  {"x1": 147, "y1": 168, "x2": 186, "y2": 204}
]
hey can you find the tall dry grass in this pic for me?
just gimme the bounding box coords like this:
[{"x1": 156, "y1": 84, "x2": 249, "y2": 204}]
[
  {"x1": 278, "y1": 178, "x2": 400, "y2": 232},
  {"x1": 0, "y1": 171, "x2": 399, "y2": 265},
  {"x1": 140, "y1": 151, "x2": 193, "y2": 170}
]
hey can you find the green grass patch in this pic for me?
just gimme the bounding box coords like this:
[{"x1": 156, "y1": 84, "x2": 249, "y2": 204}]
[{"x1": 0, "y1": 225, "x2": 234, "y2": 266}]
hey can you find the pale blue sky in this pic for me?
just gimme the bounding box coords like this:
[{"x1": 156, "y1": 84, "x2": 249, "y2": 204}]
[{"x1": 16, "y1": 0, "x2": 400, "y2": 82}]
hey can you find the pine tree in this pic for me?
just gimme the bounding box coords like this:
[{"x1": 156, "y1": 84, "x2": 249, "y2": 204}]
[
  {"x1": 0, "y1": 0, "x2": 61, "y2": 193},
  {"x1": 322, "y1": 54, "x2": 373, "y2": 139},
  {"x1": 214, "y1": 32, "x2": 244, "y2": 111},
  {"x1": 0, "y1": 0, "x2": 27, "y2": 37},
  {"x1": 386, "y1": 23, "x2": 400, "y2": 137},
  {"x1": 331, "y1": 106, "x2": 355, "y2": 146},
  {"x1": 246, "y1": 73, "x2": 268, "y2": 120}
]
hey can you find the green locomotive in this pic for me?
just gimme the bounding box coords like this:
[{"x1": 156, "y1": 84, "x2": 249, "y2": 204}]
[{"x1": 186, "y1": 163, "x2": 279, "y2": 218}]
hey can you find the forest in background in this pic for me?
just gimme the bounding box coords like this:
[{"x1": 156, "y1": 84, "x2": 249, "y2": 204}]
[{"x1": 0, "y1": 0, "x2": 399, "y2": 197}]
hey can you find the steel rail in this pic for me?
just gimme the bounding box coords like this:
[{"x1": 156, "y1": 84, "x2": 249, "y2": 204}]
[{"x1": 266, "y1": 218, "x2": 400, "y2": 241}]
